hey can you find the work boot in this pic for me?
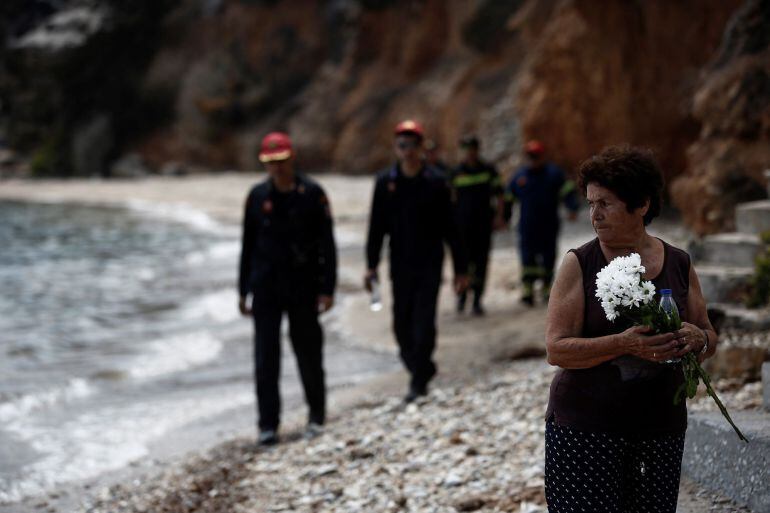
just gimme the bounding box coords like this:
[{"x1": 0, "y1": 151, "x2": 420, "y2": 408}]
[
  {"x1": 521, "y1": 282, "x2": 535, "y2": 307},
  {"x1": 258, "y1": 429, "x2": 279, "y2": 446},
  {"x1": 472, "y1": 297, "x2": 485, "y2": 316},
  {"x1": 404, "y1": 382, "x2": 428, "y2": 403},
  {"x1": 309, "y1": 410, "x2": 325, "y2": 427},
  {"x1": 542, "y1": 284, "x2": 552, "y2": 304},
  {"x1": 456, "y1": 292, "x2": 467, "y2": 314},
  {"x1": 305, "y1": 421, "x2": 324, "y2": 439}
]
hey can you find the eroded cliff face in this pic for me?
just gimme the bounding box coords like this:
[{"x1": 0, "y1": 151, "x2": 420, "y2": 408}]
[
  {"x1": 515, "y1": 0, "x2": 743, "y2": 185},
  {"x1": 0, "y1": 0, "x2": 176, "y2": 175},
  {"x1": 2, "y1": 0, "x2": 764, "y2": 233},
  {"x1": 671, "y1": 0, "x2": 770, "y2": 234},
  {"x1": 135, "y1": 0, "x2": 740, "y2": 177},
  {"x1": 138, "y1": 0, "x2": 527, "y2": 172}
]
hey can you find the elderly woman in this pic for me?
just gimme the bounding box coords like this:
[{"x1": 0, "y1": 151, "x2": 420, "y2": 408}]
[{"x1": 544, "y1": 146, "x2": 717, "y2": 513}]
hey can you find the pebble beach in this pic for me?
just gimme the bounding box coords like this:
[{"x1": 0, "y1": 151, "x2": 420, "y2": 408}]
[{"x1": 0, "y1": 174, "x2": 760, "y2": 513}]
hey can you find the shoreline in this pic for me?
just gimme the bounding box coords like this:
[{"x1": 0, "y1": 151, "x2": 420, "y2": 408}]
[
  {"x1": 0, "y1": 174, "x2": 757, "y2": 513},
  {"x1": 0, "y1": 173, "x2": 545, "y2": 512},
  {"x1": 0, "y1": 174, "x2": 398, "y2": 513},
  {"x1": 0, "y1": 173, "x2": 374, "y2": 226}
]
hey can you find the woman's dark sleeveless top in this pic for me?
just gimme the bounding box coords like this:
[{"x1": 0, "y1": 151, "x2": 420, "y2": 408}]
[{"x1": 545, "y1": 237, "x2": 690, "y2": 435}]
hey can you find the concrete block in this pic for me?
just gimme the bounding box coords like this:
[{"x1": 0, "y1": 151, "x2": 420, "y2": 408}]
[
  {"x1": 696, "y1": 265, "x2": 754, "y2": 303},
  {"x1": 764, "y1": 169, "x2": 770, "y2": 198},
  {"x1": 701, "y1": 345, "x2": 767, "y2": 381},
  {"x1": 736, "y1": 200, "x2": 770, "y2": 235},
  {"x1": 689, "y1": 233, "x2": 761, "y2": 267},
  {"x1": 709, "y1": 303, "x2": 770, "y2": 332},
  {"x1": 764, "y1": 362, "x2": 770, "y2": 412},
  {"x1": 683, "y1": 411, "x2": 770, "y2": 512}
]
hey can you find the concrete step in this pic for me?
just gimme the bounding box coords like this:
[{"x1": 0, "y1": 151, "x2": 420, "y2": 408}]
[
  {"x1": 736, "y1": 200, "x2": 770, "y2": 234},
  {"x1": 765, "y1": 169, "x2": 770, "y2": 198},
  {"x1": 696, "y1": 265, "x2": 754, "y2": 304},
  {"x1": 708, "y1": 303, "x2": 770, "y2": 331},
  {"x1": 701, "y1": 343, "x2": 768, "y2": 381},
  {"x1": 683, "y1": 410, "x2": 770, "y2": 512},
  {"x1": 689, "y1": 232, "x2": 762, "y2": 267},
  {"x1": 764, "y1": 362, "x2": 770, "y2": 412}
]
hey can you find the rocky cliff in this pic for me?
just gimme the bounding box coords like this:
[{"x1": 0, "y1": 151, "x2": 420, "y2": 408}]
[
  {"x1": 671, "y1": 0, "x2": 770, "y2": 234},
  {"x1": 1, "y1": 0, "x2": 766, "y2": 233},
  {"x1": 0, "y1": 0, "x2": 175, "y2": 176}
]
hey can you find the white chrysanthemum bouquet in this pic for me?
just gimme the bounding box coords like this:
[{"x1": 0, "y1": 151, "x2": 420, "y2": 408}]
[
  {"x1": 596, "y1": 253, "x2": 748, "y2": 442},
  {"x1": 596, "y1": 253, "x2": 659, "y2": 323}
]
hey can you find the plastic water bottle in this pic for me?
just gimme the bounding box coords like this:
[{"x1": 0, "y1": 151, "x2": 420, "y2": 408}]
[
  {"x1": 369, "y1": 277, "x2": 383, "y2": 312},
  {"x1": 659, "y1": 289, "x2": 681, "y2": 363}
]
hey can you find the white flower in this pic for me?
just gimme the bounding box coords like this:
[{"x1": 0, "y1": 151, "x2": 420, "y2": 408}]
[
  {"x1": 641, "y1": 280, "x2": 656, "y2": 301},
  {"x1": 602, "y1": 300, "x2": 619, "y2": 321},
  {"x1": 595, "y1": 253, "x2": 653, "y2": 322}
]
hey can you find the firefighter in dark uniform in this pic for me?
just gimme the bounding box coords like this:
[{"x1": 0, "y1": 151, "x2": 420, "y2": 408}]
[
  {"x1": 449, "y1": 135, "x2": 505, "y2": 315},
  {"x1": 365, "y1": 120, "x2": 469, "y2": 403},
  {"x1": 505, "y1": 140, "x2": 578, "y2": 306},
  {"x1": 424, "y1": 139, "x2": 449, "y2": 177},
  {"x1": 239, "y1": 132, "x2": 337, "y2": 445}
]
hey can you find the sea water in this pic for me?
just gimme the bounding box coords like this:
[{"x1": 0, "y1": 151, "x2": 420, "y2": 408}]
[
  {"x1": 0, "y1": 200, "x2": 251, "y2": 503},
  {"x1": 0, "y1": 199, "x2": 393, "y2": 506}
]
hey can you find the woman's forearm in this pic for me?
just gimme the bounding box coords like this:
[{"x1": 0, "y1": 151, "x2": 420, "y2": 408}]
[{"x1": 546, "y1": 333, "x2": 626, "y2": 369}]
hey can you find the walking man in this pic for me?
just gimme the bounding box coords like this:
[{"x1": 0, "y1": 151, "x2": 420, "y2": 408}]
[
  {"x1": 365, "y1": 120, "x2": 468, "y2": 403},
  {"x1": 449, "y1": 135, "x2": 505, "y2": 315},
  {"x1": 505, "y1": 140, "x2": 578, "y2": 306},
  {"x1": 239, "y1": 131, "x2": 337, "y2": 445},
  {"x1": 424, "y1": 139, "x2": 449, "y2": 176}
]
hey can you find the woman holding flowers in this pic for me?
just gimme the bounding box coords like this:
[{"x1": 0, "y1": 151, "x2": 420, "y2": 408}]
[{"x1": 544, "y1": 146, "x2": 717, "y2": 513}]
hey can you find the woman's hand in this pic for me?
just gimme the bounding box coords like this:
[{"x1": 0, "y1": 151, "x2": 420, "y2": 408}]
[
  {"x1": 673, "y1": 321, "x2": 706, "y2": 358},
  {"x1": 620, "y1": 325, "x2": 679, "y2": 363}
]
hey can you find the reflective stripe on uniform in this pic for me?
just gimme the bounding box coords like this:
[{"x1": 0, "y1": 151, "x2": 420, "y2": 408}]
[
  {"x1": 560, "y1": 180, "x2": 577, "y2": 199},
  {"x1": 522, "y1": 265, "x2": 546, "y2": 279},
  {"x1": 453, "y1": 172, "x2": 492, "y2": 188}
]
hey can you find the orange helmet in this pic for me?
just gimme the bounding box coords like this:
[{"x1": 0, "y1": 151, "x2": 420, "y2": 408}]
[
  {"x1": 394, "y1": 119, "x2": 424, "y2": 139},
  {"x1": 259, "y1": 132, "x2": 293, "y2": 163},
  {"x1": 524, "y1": 140, "x2": 545, "y2": 157}
]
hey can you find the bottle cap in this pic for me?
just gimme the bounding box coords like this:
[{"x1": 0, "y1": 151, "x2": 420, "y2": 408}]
[{"x1": 660, "y1": 288, "x2": 672, "y2": 295}]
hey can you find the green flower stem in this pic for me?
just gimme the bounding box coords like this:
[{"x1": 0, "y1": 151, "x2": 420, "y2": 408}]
[
  {"x1": 616, "y1": 276, "x2": 749, "y2": 443},
  {"x1": 683, "y1": 353, "x2": 749, "y2": 443},
  {"x1": 622, "y1": 296, "x2": 748, "y2": 442}
]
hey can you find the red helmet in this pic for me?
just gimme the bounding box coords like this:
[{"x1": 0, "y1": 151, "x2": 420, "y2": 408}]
[
  {"x1": 394, "y1": 119, "x2": 424, "y2": 139},
  {"x1": 259, "y1": 132, "x2": 293, "y2": 163},
  {"x1": 525, "y1": 140, "x2": 545, "y2": 157}
]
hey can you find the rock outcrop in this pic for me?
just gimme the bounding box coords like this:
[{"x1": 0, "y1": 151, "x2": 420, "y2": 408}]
[
  {"x1": 671, "y1": 0, "x2": 770, "y2": 234},
  {"x1": 515, "y1": 0, "x2": 743, "y2": 185},
  {"x1": 134, "y1": 0, "x2": 742, "y2": 179},
  {"x1": 2, "y1": 0, "x2": 764, "y2": 235},
  {"x1": 0, "y1": 0, "x2": 174, "y2": 176}
]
